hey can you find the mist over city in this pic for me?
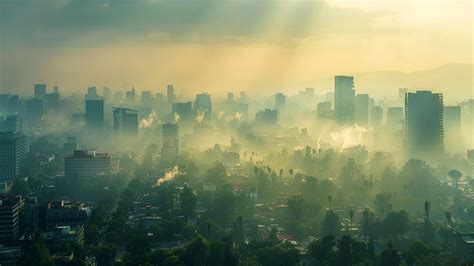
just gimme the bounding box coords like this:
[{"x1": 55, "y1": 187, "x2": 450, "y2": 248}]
[{"x1": 0, "y1": 0, "x2": 473, "y2": 265}]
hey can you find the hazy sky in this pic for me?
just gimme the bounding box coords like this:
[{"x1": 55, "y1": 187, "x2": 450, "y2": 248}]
[{"x1": 0, "y1": 0, "x2": 472, "y2": 95}]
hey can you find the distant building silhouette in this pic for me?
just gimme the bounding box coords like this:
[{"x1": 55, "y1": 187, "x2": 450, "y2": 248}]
[
  {"x1": 275, "y1": 93, "x2": 286, "y2": 111},
  {"x1": 85, "y1": 99, "x2": 104, "y2": 132},
  {"x1": 194, "y1": 93, "x2": 212, "y2": 123},
  {"x1": 172, "y1": 102, "x2": 193, "y2": 121},
  {"x1": 27, "y1": 98, "x2": 44, "y2": 125},
  {"x1": 167, "y1": 85, "x2": 175, "y2": 103},
  {"x1": 370, "y1": 106, "x2": 383, "y2": 128},
  {"x1": 65, "y1": 150, "x2": 111, "y2": 181},
  {"x1": 255, "y1": 109, "x2": 278, "y2": 125},
  {"x1": 405, "y1": 91, "x2": 444, "y2": 156},
  {"x1": 355, "y1": 94, "x2": 369, "y2": 127},
  {"x1": 334, "y1": 76, "x2": 355, "y2": 124},
  {"x1": 34, "y1": 84, "x2": 46, "y2": 100},
  {"x1": 444, "y1": 106, "x2": 461, "y2": 135},
  {"x1": 125, "y1": 87, "x2": 136, "y2": 105},
  {"x1": 386, "y1": 107, "x2": 404, "y2": 131},
  {"x1": 113, "y1": 107, "x2": 138, "y2": 136},
  {"x1": 317, "y1": 101, "x2": 333, "y2": 120}
]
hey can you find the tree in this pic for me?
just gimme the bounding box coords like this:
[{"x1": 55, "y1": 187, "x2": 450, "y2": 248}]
[
  {"x1": 21, "y1": 232, "x2": 53, "y2": 266},
  {"x1": 374, "y1": 193, "x2": 392, "y2": 218},
  {"x1": 93, "y1": 244, "x2": 117, "y2": 266},
  {"x1": 338, "y1": 235, "x2": 352, "y2": 266},
  {"x1": 382, "y1": 211, "x2": 409, "y2": 238},
  {"x1": 308, "y1": 235, "x2": 336, "y2": 265},
  {"x1": 258, "y1": 244, "x2": 301, "y2": 266},
  {"x1": 181, "y1": 185, "x2": 197, "y2": 221},
  {"x1": 321, "y1": 209, "x2": 341, "y2": 237},
  {"x1": 448, "y1": 169, "x2": 462, "y2": 188},
  {"x1": 379, "y1": 244, "x2": 401, "y2": 266},
  {"x1": 348, "y1": 209, "x2": 355, "y2": 232},
  {"x1": 182, "y1": 235, "x2": 210, "y2": 266}
]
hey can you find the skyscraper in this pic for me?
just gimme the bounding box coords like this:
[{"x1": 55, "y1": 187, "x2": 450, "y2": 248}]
[
  {"x1": 113, "y1": 108, "x2": 138, "y2": 136},
  {"x1": 444, "y1": 106, "x2": 461, "y2": 135},
  {"x1": 255, "y1": 109, "x2": 278, "y2": 125},
  {"x1": 0, "y1": 132, "x2": 27, "y2": 181},
  {"x1": 275, "y1": 93, "x2": 286, "y2": 111},
  {"x1": 27, "y1": 98, "x2": 44, "y2": 125},
  {"x1": 194, "y1": 93, "x2": 212, "y2": 123},
  {"x1": 44, "y1": 91, "x2": 60, "y2": 112},
  {"x1": 371, "y1": 106, "x2": 383, "y2": 128},
  {"x1": 167, "y1": 85, "x2": 175, "y2": 103},
  {"x1": 386, "y1": 107, "x2": 404, "y2": 131},
  {"x1": 34, "y1": 84, "x2": 46, "y2": 100},
  {"x1": 355, "y1": 94, "x2": 369, "y2": 127},
  {"x1": 162, "y1": 122, "x2": 179, "y2": 164},
  {"x1": 0, "y1": 195, "x2": 22, "y2": 242},
  {"x1": 125, "y1": 87, "x2": 136, "y2": 105},
  {"x1": 317, "y1": 101, "x2": 333, "y2": 120},
  {"x1": 172, "y1": 102, "x2": 193, "y2": 121},
  {"x1": 405, "y1": 91, "x2": 444, "y2": 156},
  {"x1": 334, "y1": 76, "x2": 355, "y2": 125},
  {"x1": 85, "y1": 99, "x2": 104, "y2": 132}
]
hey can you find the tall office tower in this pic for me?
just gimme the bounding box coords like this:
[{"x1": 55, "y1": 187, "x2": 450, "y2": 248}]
[
  {"x1": 240, "y1": 91, "x2": 246, "y2": 103},
  {"x1": 161, "y1": 122, "x2": 179, "y2": 163},
  {"x1": 405, "y1": 91, "x2": 444, "y2": 156},
  {"x1": 386, "y1": 107, "x2": 404, "y2": 131},
  {"x1": 113, "y1": 108, "x2": 138, "y2": 136},
  {"x1": 172, "y1": 102, "x2": 193, "y2": 121},
  {"x1": 3, "y1": 115, "x2": 23, "y2": 133},
  {"x1": 156, "y1": 92, "x2": 165, "y2": 102},
  {"x1": 444, "y1": 106, "x2": 461, "y2": 135},
  {"x1": 255, "y1": 109, "x2": 278, "y2": 125},
  {"x1": 194, "y1": 93, "x2": 212, "y2": 123},
  {"x1": 355, "y1": 94, "x2": 369, "y2": 127},
  {"x1": 65, "y1": 150, "x2": 111, "y2": 181},
  {"x1": 0, "y1": 195, "x2": 22, "y2": 242},
  {"x1": 227, "y1": 92, "x2": 234, "y2": 102},
  {"x1": 34, "y1": 84, "x2": 47, "y2": 100},
  {"x1": 125, "y1": 87, "x2": 136, "y2": 105},
  {"x1": 275, "y1": 93, "x2": 286, "y2": 111},
  {"x1": 85, "y1": 99, "x2": 104, "y2": 132},
  {"x1": 44, "y1": 91, "x2": 60, "y2": 111},
  {"x1": 102, "y1": 87, "x2": 111, "y2": 101},
  {"x1": 7, "y1": 95, "x2": 19, "y2": 115},
  {"x1": 334, "y1": 76, "x2": 355, "y2": 125},
  {"x1": 141, "y1": 91, "x2": 152, "y2": 105},
  {"x1": 317, "y1": 101, "x2": 333, "y2": 120},
  {"x1": 26, "y1": 98, "x2": 44, "y2": 125},
  {"x1": 167, "y1": 85, "x2": 175, "y2": 103},
  {"x1": 0, "y1": 94, "x2": 9, "y2": 114},
  {"x1": 0, "y1": 132, "x2": 27, "y2": 181},
  {"x1": 399, "y1": 88, "x2": 408, "y2": 102},
  {"x1": 85, "y1": 86, "x2": 99, "y2": 100},
  {"x1": 114, "y1": 91, "x2": 124, "y2": 103},
  {"x1": 370, "y1": 106, "x2": 383, "y2": 128}
]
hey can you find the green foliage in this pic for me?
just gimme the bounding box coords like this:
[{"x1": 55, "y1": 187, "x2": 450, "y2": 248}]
[{"x1": 321, "y1": 209, "x2": 341, "y2": 237}]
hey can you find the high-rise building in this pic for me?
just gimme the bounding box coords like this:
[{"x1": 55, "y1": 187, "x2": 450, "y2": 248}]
[
  {"x1": 63, "y1": 137, "x2": 77, "y2": 156},
  {"x1": 125, "y1": 87, "x2": 136, "y2": 105},
  {"x1": 275, "y1": 93, "x2": 286, "y2": 111},
  {"x1": 444, "y1": 106, "x2": 461, "y2": 135},
  {"x1": 113, "y1": 108, "x2": 138, "y2": 136},
  {"x1": 34, "y1": 84, "x2": 46, "y2": 100},
  {"x1": 255, "y1": 109, "x2": 278, "y2": 125},
  {"x1": 0, "y1": 195, "x2": 22, "y2": 242},
  {"x1": 334, "y1": 76, "x2": 355, "y2": 124},
  {"x1": 317, "y1": 101, "x2": 333, "y2": 120},
  {"x1": 194, "y1": 93, "x2": 212, "y2": 123},
  {"x1": 355, "y1": 94, "x2": 369, "y2": 127},
  {"x1": 405, "y1": 91, "x2": 444, "y2": 155},
  {"x1": 26, "y1": 98, "x2": 44, "y2": 125},
  {"x1": 85, "y1": 99, "x2": 104, "y2": 131},
  {"x1": 161, "y1": 122, "x2": 179, "y2": 163},
  {"x1": 227, "y1": 92, "x2": 234, "y2": 102},
  {"x1": 240, "y1": 91, "x2": 247, "y2": 103},
  {"x1": 102, "y1": 87, "x2": 111, "y2": 101},
  {"x1": 0, "y1": 132, "x2": 27, "y2": 181},
  {"x1": 7, "y1": 95, "x2": 19, "y2": 115},
  {"x1": 172, "y1": 102, "x2": 193, "y2": 121},
  {"x1": 141, "y1": 91, "x2": 152, "y2": 105},
  {"x1": 386, "y1": 107, "x2": 404, "y2": 131},
  {"x1": 0, "y1": 94, "x2": 9, "y2": 114},
  {"x1": 44, "y1": 92, "x2": 60, "y2": 111},
  {"x1": 85, "y1": 86, "x2": 99, "y2": 100},
  {"x1": 65, "y1": 150, "x2": 111, "y2": 181},
  {"x1": 167, "y1": 85, "x2": 175, "y2": 103},
  {"x1": 3, "y1": 115, "x2": 23, "y2": 133},
  {"x1": 370, "y1": 106, "x2": 383, "y2": 128}
]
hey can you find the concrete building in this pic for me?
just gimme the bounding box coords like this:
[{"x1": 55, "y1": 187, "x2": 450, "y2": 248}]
[
  {"x1": 194, "y1": 93, "x2": 212, "y2": 123},
  {"x1": 0, "y1": 132, "x2": 27, "y2": 181},
  {"x1": 26, "y1": 98, "x2": 44, "y2": 125},
  {"x1": 85, "y1": 99, "x2": 104, "y2": 132},
  {"x1": 34, "y1": 84, "x2": 46, "y2": 100},
  {"x1": 64, "y1": 150, "x2": 111, "y2": 181},
  {"x1": 405, "y1": 91, "x2": 444, "y2": 156},
  {"x1": 0, "y1": 195, "x2": 22, "y2": 243},
  {"x1": 386, "y1": 107, "x2": 404, "y2": 131},
  {"x1": 172, "y1": 102, "x2": 193, "y2": 121},
  {"x1": 167, "y1": 85, "x2": 175, "y2": 103},
  {"x1": 162, "y1": 122, "x2": 179, "y2": 164},
  {"x1": 275, "y1": 93, "x2": 286, "y2": 111},
  {"x1": 317, "y1": 101, "x2": 333, "y2": 120},
  {"x1": 255, "y1": 109, "x2": 278, "y2": 125},
  {"x1": 113, "y1": 108, "x2": 138, "y2": 136},
  {"x1": 355, "y1": 94, "x2": 369, "y2": 127},
  {"x1": 334, "y1": 76, "x2": 355, "y2": 124},
  {"x1": 444, "y1": 106, "x2": 461, "y2": 135},
  {"x1": 370, "y1": 106, "x2": 383, "y2": 128},
  {"x1": 44, "y1": 92, "x2": 60, "y2": 112},
  {"x1": 38, "y1": 201, "x2": 88, "y2": 231}
]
